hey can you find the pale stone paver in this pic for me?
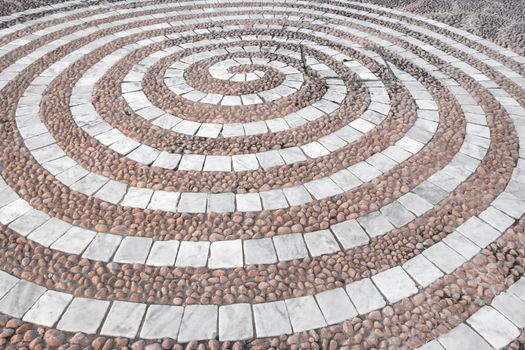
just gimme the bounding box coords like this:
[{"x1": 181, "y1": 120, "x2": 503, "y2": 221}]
[
  {"x1": 397, "y1": 137, "x2": 424, "y2": 154},
  {"x1": 232, "y1": 154, "x2": 259, "y2": 171},
  {"x1": 43, "y1": 157, "x2": 77, "y2": 176},
  {"x1": 345, "y1": 278, "x2": 386, "y2": 314},
  {"x1": 31, "y1": 144, "x2": 65, "y2": 163},
  {"x1": 367, "y1": 152, "x2": 397, "y2": 172},
  {"x1": 456, "y1": 216, "x2": 501, "y2": 247},
  {"x1": 113, "y1": 236, "x2": 153, "y2": 264},
  {"x1": 301, "y1": 142, "x2": 330, "y2": 158},
  {"x1": 282, "y1": 186, "x2": 311, "y2": 206},
  {"x1": 8, "y1": 209, "x2": 49, "y2": 236},
  {"x1": 442, "y1": 231, "x2": 481, "y2": 260},
  {"x1": 253, "y1": 301, "x2": 292, "y2": 337},
  {"x1": 236, "y1": 193, "x2": 262, "y2": 211},
  {"x1": 82, "y1": 233, "x2": 122, "y2": 262},
  {"x1": 177, "y1": 193, "x2": 207, "y2": 213},
  {"x1": 509, "y1": 278, "x2": 525, "y2": 302},
  {"x1": 222, "y1": 124, "x2": 244, "y2": 138},
  {"x1": 466, "y1": 306, "x2": 520, "y2": 348},
  {"x1": 0, "y1": 271, "x2": 18, "y2": 299},
  {"x1": 147, "y1": 191, "x2": 180, "y2": 211},
  {"x1": 110, "y1": 138, "x2": 140, "y2": 155},
  {"x1": 121, "y1": 187, "x2": 153, "y2": 208},
  {"x1": 70, "y1": 173, "x2": 107, "y2": 195},
  {"x1": 256, "y1": 150, "x2": 284, "y2": 169},
  {"x1": 101, "y1": 301, "x2": 147, "y2": 338},
  {"x1": 95, "y1": 180, "x2": 128, "y2": 204},
  {"x1": 398, "y1": 192, "x2": 433, "y2": 216},
  {"x1": 27, "y1": 217, "x2": 71, "y2": 247},
  {"x1": 334, "y1": 126, "x2": 361, "y2": 144},
  {"x1": 380, "y1": 201, "x2": 416, "y2": 228},
  {"x1": 492, "y1": 192, "x2": 525, "y2": 218},
  {"x1": 422, "y1": 242, "x2": 466, "y2": 273},
  {"x1": 175, "y1": 241, "x2": 210, "y2": 267},
  {"x1": 492, "y1": 292, "x2": 525, "y2": 327},
  {"x1": 348, "y1": 162, "x2": 382, "y2": 182},
  {"x1": 140, "y1": 305, "x2": 184, "y2": 339},
  {"x1": 403, "y1": 255, "x2": 443, "y2": 287},
  {"x1": 279, "y1": 147, "x2": 307, "y2": 164},
  {"x1": 260, "y1": 189, "x2": 288, "y2": 210},
  {"x1": 0, "y1": 188, "x2": 18, "y2": 208},
  {"x1": 304, "y1": 178, "x2": 342, "y2": 199},
  {"x1": 357, "y1": 212, "x2": 394, "y2": 237},
  {"x1": 479, "y1": 206, "x2": 515, "y2": 232},
  {"x1": 0, "y1": 198, "x2": 31, "y2": 225},
  {"x1": 166, "y1": 120, "x2": 199, "y2": 140},
  {"x1": 413, "y1": 181, "x2": 448, "y2": 205},
  {"x1": 330, "y1": 220, "x2": 369, "y2": 249},
  {"x1": 319, "y1": 134, "x2": 347, "y2": 151},
  {"x1": 0, "y1": 280, "x2": 46, "y2": 318},
  {"x1": 22, "y1": 290, "x2": 72, "y2": 327},
  {"x1": 207, "y1": 193, "x2": 235, "y2": 213},
  {"x1": 209, "y1": 240, "x2": 243, "y2": 268},
  {"x1": 243, "y1": 238, "x2": 278, "y2": 265},
  {"x1": 315, "y1": 288, "x2": 357, "y2": 324},
  {"x1": 372, "y1": 267, "x2": 418, "y2": 303},
  {"x1": 419, "y1": 340, "x2": 445, "y2": 350},
  {"x1": 352, "y1": 114, "x2": 376, "y2": 131},
  {"x1": 286, "y1": 295, "x2": 327, "y2": 332},
  {"x1": 330, "y1": 169, "x2": 362, "y2": 191},
  {"x1": 303, "y1": 230, "x2": 340, "y2": 256},
  {"x1": 146, "y1": 240, "x2": 180, "y2": 266},
  {"x1": 428, "y1": 171, "x2": 463, "y2": 192},
  {"x1": 55, "y1": 165, "x2": 88, "y2": 186},
  {"x1": 219, "y1": 304, "x2": 253, "y2": 340},
  {"x1": 203, "y1": 155, "x2": 231, "y2": 172},
  {"x1": 51, "y1": 227, "x2": 96, "y2": 255},
  {"x1": 152, "y1": 152, "x2": 181, "y2": 169},
  {"x1": 127, "y1": 145, "x2": 159, "y2": 165},
  {"x1": 438, "y1": 324, "x2": 492, "y2": 350},
  {"x1": 273, "y1": 233, "x2": 308, "y2": 261},
  {"x1": 197, "y1": 123, "x2": 222, "y2": 138},
  {"x1": 58, "y1": 298, "x2": 110, "y2": 333},
  {"x1": 178, "y1": 305, "x2": 218, "y2": 342}
]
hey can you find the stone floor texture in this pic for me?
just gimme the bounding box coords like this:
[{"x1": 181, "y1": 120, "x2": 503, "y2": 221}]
[{"x1": 0, "y1": 0, "x2": 524, "y2": 349}]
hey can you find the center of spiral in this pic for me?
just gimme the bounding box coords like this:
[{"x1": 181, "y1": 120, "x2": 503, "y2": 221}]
[{"x1": 209, "y1": 58, "x2": 267, "y2": 82}]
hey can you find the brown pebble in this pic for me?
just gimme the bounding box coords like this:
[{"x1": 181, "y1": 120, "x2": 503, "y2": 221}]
[{"x1": 43, "y1": 330, "x2": 65, "y2": 347}]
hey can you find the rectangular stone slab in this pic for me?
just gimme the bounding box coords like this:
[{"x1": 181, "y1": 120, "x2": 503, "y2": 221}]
[
  {"x1": 23, "y1": 290, "x2": 72, "y2": 327},
  {"x1": 253, "y1": 301, "x2": 292, "y2": 338},
  {"x1": 140, "y1": 305, "x2": 184, "y2": 339},
  {"x1": 177, "y1": 305, "x2": 218, "y2": 342},
  {"x1": 100, "y1": 301, "x2": 147, "y2": 338},
  {"x1": 219, "y1": 304, "x2": 253, "y2": 341},
  {"x1": 57, "y1": 297, "x2": 110, "y2": 334}
]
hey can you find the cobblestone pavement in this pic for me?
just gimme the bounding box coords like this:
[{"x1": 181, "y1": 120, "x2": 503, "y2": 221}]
[{"x1": 0, "y1": 0, "x2": 524, "y2": 349}]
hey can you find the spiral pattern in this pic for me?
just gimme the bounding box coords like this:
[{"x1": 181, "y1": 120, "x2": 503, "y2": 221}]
[{"x1": 0, "y1": 0, "x2": 524, "y2": 348}]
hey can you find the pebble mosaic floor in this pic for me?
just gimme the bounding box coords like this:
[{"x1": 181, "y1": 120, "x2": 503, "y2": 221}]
[{"x1": 0, "y1": 0, "x2": 525, "y2": 349}]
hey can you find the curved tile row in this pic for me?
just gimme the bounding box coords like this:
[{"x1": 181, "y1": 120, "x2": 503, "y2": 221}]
[
  {"x1": 14, "y1": 41, "x2": 397, "y2": 213},
  {"x1": 122, "y1": 45, "x2": 347, "y2": 137},
  {"x1": 2, "y1": 3, "x2": 520, "y2": 266},
  {"x1": 0, "y1": 0, "x2": 524, "y2": 347},
  {"x1": 0, "y1": 196, "x2": 520, "y2": 342},
  {"x1": 162, "y1": 52, "x2": 305, "y2": 105},
  {"x1": 68, "y1": 35, "x2": 382, "y2": 168},
  {"x1": 2, "y1": 66, "x2": 490, "y2": 268},
  {"x1": 418, "y1": 278, "x2": 525, "y2": 350}
]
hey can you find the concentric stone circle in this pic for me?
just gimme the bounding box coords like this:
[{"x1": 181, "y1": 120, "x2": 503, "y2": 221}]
[{"x1": 0, "y1": 0, "x2": 524, "y2": 349}]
